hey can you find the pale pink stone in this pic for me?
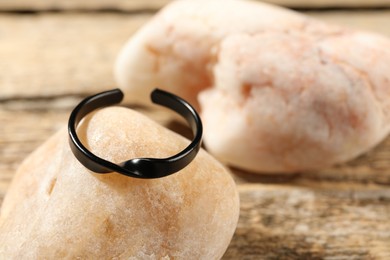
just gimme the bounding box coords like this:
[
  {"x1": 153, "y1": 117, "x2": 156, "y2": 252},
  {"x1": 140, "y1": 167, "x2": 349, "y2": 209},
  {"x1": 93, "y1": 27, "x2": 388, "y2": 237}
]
[{"x1": 115, "y1": 0, "x2": 390, "y2": 172}]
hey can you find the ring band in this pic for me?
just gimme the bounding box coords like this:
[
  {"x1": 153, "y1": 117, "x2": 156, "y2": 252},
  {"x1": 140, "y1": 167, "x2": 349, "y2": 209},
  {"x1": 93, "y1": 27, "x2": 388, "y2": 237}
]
[{"x1": 68, "y1": 88, "x2": 203, "y2": 179}]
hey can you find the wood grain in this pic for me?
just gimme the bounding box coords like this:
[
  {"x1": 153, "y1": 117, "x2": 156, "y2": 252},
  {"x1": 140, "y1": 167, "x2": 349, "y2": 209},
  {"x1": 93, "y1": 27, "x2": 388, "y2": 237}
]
[
  {"x1": 0, "y1": 13, "x2": 150, "y2": 100},
  {"x1": 1, "y1": 8, "x2": 390, "y2": 259},
  {"x1": 0, "y1": 0, "x2": 390, "y2": 11},
  {"x1": 225, "y1": 184, "x2": 390, "y2": 259}
]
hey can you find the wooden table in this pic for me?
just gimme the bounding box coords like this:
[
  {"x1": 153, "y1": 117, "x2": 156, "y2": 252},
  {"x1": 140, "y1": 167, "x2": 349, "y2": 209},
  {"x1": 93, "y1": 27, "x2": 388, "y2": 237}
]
[{"x1": 1, "y1": 0, "x2": 390, "y2": 258}]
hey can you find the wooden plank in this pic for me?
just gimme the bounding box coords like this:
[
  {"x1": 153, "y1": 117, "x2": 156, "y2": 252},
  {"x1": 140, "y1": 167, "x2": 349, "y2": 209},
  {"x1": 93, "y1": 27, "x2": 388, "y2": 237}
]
[
  {"x1": 0, "y1": 0, "x2": 390, "y2": 11},
  {"x1": 0, "y1": 0, "x2": 171, "y2": 12},
  {"x1": 0, "y1": 13, "x2": 150, "y2": 100},
  {"x1": 224, "y1": 184, "x2": 390, "y2": 259},
  {"x1": 1, "y1": 11, "x2": 390, "y2": 100}
]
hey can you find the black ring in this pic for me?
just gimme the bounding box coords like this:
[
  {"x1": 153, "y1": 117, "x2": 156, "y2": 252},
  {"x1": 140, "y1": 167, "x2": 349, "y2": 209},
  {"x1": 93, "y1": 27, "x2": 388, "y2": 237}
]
[{"x1": 68, "y1": 88, "x2": 203, "y2": 179}]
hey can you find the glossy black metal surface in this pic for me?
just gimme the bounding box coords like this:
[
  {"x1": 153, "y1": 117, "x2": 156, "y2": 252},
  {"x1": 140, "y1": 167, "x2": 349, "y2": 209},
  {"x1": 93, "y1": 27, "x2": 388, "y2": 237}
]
[{"x1": 68, "y1": 88, "x2": 202, "y2": 178}]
